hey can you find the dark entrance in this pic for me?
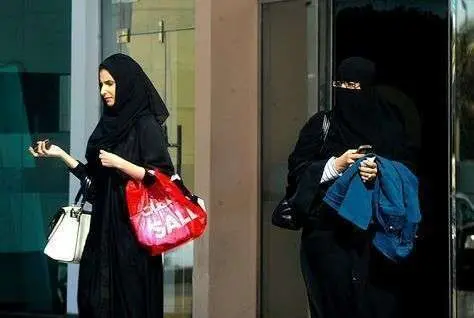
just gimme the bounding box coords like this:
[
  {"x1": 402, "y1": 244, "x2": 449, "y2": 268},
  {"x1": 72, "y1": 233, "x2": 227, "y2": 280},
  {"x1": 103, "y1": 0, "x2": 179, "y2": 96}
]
[{"x1": 333, "y1": 2, "x2": 450, "y2": 317}]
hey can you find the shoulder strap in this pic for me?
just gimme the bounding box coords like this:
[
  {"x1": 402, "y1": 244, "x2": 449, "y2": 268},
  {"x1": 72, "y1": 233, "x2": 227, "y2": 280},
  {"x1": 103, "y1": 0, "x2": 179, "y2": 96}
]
[
  {"x1": 74, "y1": 176, "x2": 91, "y2": 209},
  {"x1": 322, "y1": 112, "x2": 330, "y2": 142}
]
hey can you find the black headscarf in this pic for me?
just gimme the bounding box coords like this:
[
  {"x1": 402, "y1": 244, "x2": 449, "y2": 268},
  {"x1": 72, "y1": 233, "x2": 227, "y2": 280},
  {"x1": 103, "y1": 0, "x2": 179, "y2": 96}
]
[
  {"x1": 325, "y1": 57, "x2": 407, "y2": 161},
  {"x1": 86, "y1": 53, "x2": 169, "y2": 163}
]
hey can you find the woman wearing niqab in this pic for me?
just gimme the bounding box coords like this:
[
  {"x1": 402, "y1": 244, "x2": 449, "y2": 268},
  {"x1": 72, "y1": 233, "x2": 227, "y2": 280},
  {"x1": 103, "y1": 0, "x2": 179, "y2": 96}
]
[
  {"x1": 29, "y1": 53, "x2": 174, "y2": 318},
  {"x1": 288, "y1": 57, "x2": 419, "y2": 318}
]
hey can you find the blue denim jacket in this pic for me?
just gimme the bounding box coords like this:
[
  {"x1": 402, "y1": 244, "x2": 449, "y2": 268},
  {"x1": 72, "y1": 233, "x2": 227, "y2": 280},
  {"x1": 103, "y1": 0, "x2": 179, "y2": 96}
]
[{"x1": 323, "y1": 156, "x2": 421, "y2": 261}]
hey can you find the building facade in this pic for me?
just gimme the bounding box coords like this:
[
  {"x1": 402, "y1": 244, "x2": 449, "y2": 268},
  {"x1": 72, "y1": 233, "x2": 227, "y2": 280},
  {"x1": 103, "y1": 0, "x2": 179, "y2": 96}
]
[{"x1": 0, "y1": 0, "x2": 473, "y2": 317}]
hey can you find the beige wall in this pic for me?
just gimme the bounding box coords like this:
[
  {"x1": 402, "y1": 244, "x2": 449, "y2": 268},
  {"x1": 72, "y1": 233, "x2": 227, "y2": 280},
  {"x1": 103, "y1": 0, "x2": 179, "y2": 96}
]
[{"x1": 194, "y1": 0, "x2": 260, "y2": 316}]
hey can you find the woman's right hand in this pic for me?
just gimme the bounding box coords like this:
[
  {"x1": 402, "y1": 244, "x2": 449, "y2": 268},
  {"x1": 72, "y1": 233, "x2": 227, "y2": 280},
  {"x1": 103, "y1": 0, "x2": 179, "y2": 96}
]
[
  {"x1": 28, "y1": 140, "x2": 64, "y2": 158},
  {"x1": 334, "y1": 149, "x2": 365, "y2": 173}
]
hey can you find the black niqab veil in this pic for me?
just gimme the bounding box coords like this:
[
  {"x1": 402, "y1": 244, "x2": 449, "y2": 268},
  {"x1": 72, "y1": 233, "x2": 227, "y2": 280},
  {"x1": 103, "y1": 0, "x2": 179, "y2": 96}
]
[
  {"x1": 326, "y1": 57, "x2": 407, "y2": 161},
  {"x1": 287, "y1": 57, "x2": 417, "y2": 210},
  {"x1": 86, "y1": 53, "x2": 169, "y2": 163}
]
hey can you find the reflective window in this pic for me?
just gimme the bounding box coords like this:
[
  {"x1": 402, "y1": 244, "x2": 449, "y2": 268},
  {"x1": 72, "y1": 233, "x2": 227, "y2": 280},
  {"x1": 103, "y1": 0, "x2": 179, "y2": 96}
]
[{"x1": 0, "y1": 0, "x2": 71, "y2": 315}]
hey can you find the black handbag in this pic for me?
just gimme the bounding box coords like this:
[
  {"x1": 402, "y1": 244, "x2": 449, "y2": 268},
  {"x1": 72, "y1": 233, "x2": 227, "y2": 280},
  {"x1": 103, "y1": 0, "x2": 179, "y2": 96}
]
[{"x1": 271, "y1": 112, "x2": 330, "y2": 230}]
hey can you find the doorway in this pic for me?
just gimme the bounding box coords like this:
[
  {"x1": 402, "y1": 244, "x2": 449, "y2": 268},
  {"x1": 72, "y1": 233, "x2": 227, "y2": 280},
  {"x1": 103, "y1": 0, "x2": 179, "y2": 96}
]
[
  {"x1": 260, "y1": 0, "x2": 332, "y2": 316},
  {"x1": 333, "y1": 1, "x2": 450, "y2": 317},
  {"x1": 260, "y1": 0, "x2": 451, "y2": 317}
]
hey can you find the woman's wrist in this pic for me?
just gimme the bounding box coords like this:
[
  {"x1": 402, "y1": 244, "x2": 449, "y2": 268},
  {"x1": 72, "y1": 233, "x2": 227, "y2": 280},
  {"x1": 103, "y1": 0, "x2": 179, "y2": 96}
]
[
  {"x1": 59, "y1": 149, "x2": 79, "y2": 169},
  {"x1": 116, "y1": 158, "x2": 146, "y2": 181},
  {"x1": 334, "y1": 156, "x2": 345, "y2": 173},
  {"x1": 57, "y1": 148, "x2": 67, "y2": 160},
  {"x1": 115, "y1": 157, "x2": 125, "y2": 170}
]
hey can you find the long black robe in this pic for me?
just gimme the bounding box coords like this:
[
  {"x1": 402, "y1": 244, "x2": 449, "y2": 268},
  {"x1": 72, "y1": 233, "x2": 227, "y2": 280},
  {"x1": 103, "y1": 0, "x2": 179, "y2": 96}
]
[
  {"x1": 70, "y1": 116, "x2": 173, "y2": 318},
  {"x1": 289, "y1": 57, "x2": 420, "y2": 318},
  {"x1": 291, "y1": 112, "x2": 410, "y2": 318}
]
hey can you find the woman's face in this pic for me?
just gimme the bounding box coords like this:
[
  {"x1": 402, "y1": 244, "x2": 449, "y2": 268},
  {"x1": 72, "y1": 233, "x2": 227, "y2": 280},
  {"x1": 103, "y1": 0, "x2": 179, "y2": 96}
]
[{"x1": 99, "y1": 69, "x2": 116, "y2": 107}]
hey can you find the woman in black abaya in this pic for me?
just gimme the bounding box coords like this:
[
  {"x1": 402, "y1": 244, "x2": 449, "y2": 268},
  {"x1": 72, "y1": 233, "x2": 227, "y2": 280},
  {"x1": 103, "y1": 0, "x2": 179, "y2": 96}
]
[
  {"x1": 289, "y1": 57, "x2": 420, "y2": 318},
  {"x1": 29, "y1": 53, "x2": 173, "y2": 318}
]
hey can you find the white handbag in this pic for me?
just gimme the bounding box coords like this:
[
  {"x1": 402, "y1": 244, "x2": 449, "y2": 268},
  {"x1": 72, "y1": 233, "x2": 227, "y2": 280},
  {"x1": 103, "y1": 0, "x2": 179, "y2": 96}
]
[{"x1": 44, "y1": 178, "x2": 92, "y2": 263}]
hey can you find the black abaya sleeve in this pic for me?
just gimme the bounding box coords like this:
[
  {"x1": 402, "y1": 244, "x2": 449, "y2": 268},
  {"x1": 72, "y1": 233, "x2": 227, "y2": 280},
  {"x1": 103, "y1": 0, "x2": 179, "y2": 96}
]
[
  {"x1": 287, "y1": 111, "x2": 330, "y2": 219},
  {"x1": 137, "y1": 116, "x2": 175, "y2": 176},
  {"x1": 69, "y1": 161, "x2": 88, "y2": 180},
  {"x1": 68, "y1": 162, "x2": 96, "y2": 203}
]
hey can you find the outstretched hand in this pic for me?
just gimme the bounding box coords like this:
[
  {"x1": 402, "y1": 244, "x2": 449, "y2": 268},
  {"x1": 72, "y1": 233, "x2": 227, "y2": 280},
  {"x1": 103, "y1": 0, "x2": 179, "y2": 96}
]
[{"x1": 28, "y1": 140, "x2": 64, "y2": 158}]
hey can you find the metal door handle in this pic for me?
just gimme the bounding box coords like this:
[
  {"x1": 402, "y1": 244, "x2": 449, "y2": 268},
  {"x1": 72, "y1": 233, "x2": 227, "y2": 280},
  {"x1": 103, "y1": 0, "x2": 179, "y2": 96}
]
[{"x1": 167, "y1": 125, "x2": 182, "y2": 175}]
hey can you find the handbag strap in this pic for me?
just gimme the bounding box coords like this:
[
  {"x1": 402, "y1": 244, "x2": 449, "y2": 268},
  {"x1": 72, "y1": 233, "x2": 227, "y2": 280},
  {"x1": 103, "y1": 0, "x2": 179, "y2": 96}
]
[{"x1": 74, "y1": 176, "x2": 92, "y2": 209}]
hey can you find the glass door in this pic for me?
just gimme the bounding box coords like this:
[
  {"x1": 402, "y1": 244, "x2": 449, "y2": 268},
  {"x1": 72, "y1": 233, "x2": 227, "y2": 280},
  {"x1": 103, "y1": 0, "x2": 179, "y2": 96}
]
[
  {"x1": 260, "y1": 0, "x2": 332, "y2": 316},
  {"x1": 103, "y1": 1, "x2": 195, "y2": 316},
  {"x1": 451, "y1": 1, "x2": 474, "y2": 317}
]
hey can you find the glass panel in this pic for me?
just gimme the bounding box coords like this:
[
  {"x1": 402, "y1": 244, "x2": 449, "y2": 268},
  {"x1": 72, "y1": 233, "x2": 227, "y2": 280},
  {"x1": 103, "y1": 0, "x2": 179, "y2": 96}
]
[
  {"x1": 102, "y1": 1, "x2": 195, "y2": 316},
  {"x1": 452, "y1": 1, "x2": 474, "y2": 316},
  {"x1": 333, "y1": 1, "x2": 449, "y2": 317},
  {"x1": 116, "y1": 0, "x2": 194, "y2": 35},
  {"x1": 260, "y1": 0, "x2": 331, "y2": 317},
  {"x1": 0, "y1": 0, "x2": 71, "y2": 315}
]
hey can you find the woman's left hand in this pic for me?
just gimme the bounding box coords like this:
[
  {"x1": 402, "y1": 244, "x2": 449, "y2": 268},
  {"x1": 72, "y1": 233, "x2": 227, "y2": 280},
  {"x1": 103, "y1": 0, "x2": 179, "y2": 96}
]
[
  {"x1": 359, "y1": 158, "x2": 377, "y2": 183},
  {"x1": 99, "y1": 149, "x2": 125, "y2": 169}
]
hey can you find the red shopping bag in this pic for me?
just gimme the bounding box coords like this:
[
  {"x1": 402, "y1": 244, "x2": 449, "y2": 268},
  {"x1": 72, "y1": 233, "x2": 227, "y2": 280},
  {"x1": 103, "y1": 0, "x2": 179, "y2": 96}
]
[{"x1": 125, "y1": 170, "x2": 207, "y2": 255}]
